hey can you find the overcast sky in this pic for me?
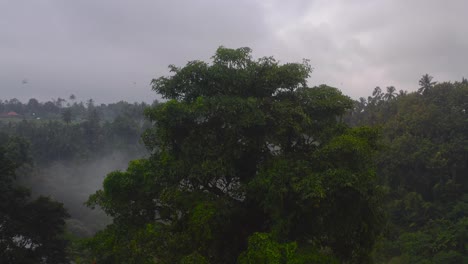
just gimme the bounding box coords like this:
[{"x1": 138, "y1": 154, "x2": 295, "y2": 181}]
[{"x1": 1, "y1": 0, "x2": 467, "y2": 103}]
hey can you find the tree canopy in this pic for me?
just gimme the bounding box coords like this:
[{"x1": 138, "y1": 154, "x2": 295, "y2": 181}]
[
  {"x1": 86, "y1": 47, "x2": 383, "y2": 263},
  {"x1": 0, "y1": 134, "x2": 70, "y2": 264},
  {"x1": 347, "y1": 77, "x2": 468, "y2": 263}
]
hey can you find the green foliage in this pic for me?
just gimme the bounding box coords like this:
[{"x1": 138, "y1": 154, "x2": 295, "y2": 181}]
[
  {"x1": 87, "y1": 47, "x2": 383, "y2": 263},
  {"x1": 349, "y1": 79, "x2": 468, "y2": 262},
  {"x1": 0, "y1": 134, "x2": 70, "y2": 263},
  {"x1": 238, "y1": 233, "x2": 339, "y2": 264},
  {"x1": 0, "y1": 101, "x2": 148, "y2": 165},
  {"x1": 62, "y1": 108, "x2": 73, "y2": 124}
]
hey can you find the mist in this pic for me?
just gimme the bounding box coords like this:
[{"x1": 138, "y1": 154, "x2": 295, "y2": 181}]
[{"x1": 19, "y1": 150, "x2": 146, "y2": 237}]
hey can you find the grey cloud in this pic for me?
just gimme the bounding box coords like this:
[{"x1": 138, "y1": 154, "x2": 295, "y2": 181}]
[
  {"x1": 263, "y1": 0, "x2": 468, "y2": 98},
  {"x1": 1, "y1": 0, "x2": 270, "y2": 103},
  {"x1": 1, "y1": 0, "x2": 467, "y2": 103}
]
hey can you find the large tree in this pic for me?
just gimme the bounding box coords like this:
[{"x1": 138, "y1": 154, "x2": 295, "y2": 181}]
[{"x1": 87, "y1": 47, "x2": 383, "y2": 263}]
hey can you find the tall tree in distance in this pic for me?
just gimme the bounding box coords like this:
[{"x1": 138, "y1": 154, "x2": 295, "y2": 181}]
[
  {"x1": 83, "y1": 108, "x2": 101, "y2": 150},
  {"x1": 384, "y1": 86, "x2": 397, "y2": 101},
  {"x1": 372, "y1": 86, "x2": 383, "y2": 98},
  {"x1": 418, "y1": 74, "x2": 436, "y2": 94},
  {"x1": 61, "y1": 108, "x2": 72, "y2": 124},
  {"x1": 398, "y1": 89, "x2": 407, "y2": 97},
  {"x1": 27, "y1": 98, "x2": 40, "y2": 114}
]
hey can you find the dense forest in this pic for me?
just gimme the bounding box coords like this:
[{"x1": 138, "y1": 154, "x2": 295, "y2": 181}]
[
  {"x1": 347, "y1": 76, "x2": 468, "y2": 263},
  {"x1": 1, "y1": 47, "x2": 467, "y2": 263}
]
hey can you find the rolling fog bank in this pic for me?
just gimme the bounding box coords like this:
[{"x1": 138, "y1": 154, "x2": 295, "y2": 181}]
[{"x1": 19, "y1": 150, "x2": 147, "y2": 237}]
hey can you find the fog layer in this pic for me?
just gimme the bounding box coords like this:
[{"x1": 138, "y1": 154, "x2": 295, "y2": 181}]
[{"x1": 20, "y1": 151, "x2": 144, "y2": 236}]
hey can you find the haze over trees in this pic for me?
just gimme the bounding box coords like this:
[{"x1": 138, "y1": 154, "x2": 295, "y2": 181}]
[
  {"x1": 1, "y1": 47, "x2": 467, "y2": 264},
  {"x1": 0, "y1": 96, "x2": 152, "y2": 263},
  {"x1": 0, "y1": 98, "x2": 151, "y2": 164}
]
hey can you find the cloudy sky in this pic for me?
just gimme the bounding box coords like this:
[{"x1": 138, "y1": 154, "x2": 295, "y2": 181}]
[{"x1": 1, "y1": 0, "x2": 467, "y2": 103}]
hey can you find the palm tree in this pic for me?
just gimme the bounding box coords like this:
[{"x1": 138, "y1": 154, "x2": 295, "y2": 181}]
[
  {"x1": 372, "y1": 86, "x2": 382, "y2": 98},
  {"x1": 355, "y1": 97, "x2": 367, "y2": 113},
  {"x1": 369, "y1": 86, "x2": 383, "y2": 105},
  {"x1": 418, "y1": 74, "x2": 436, "y2": 94},
  {"x1": 384, "y1": 86, "x2": 397, "y2": 101}
]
